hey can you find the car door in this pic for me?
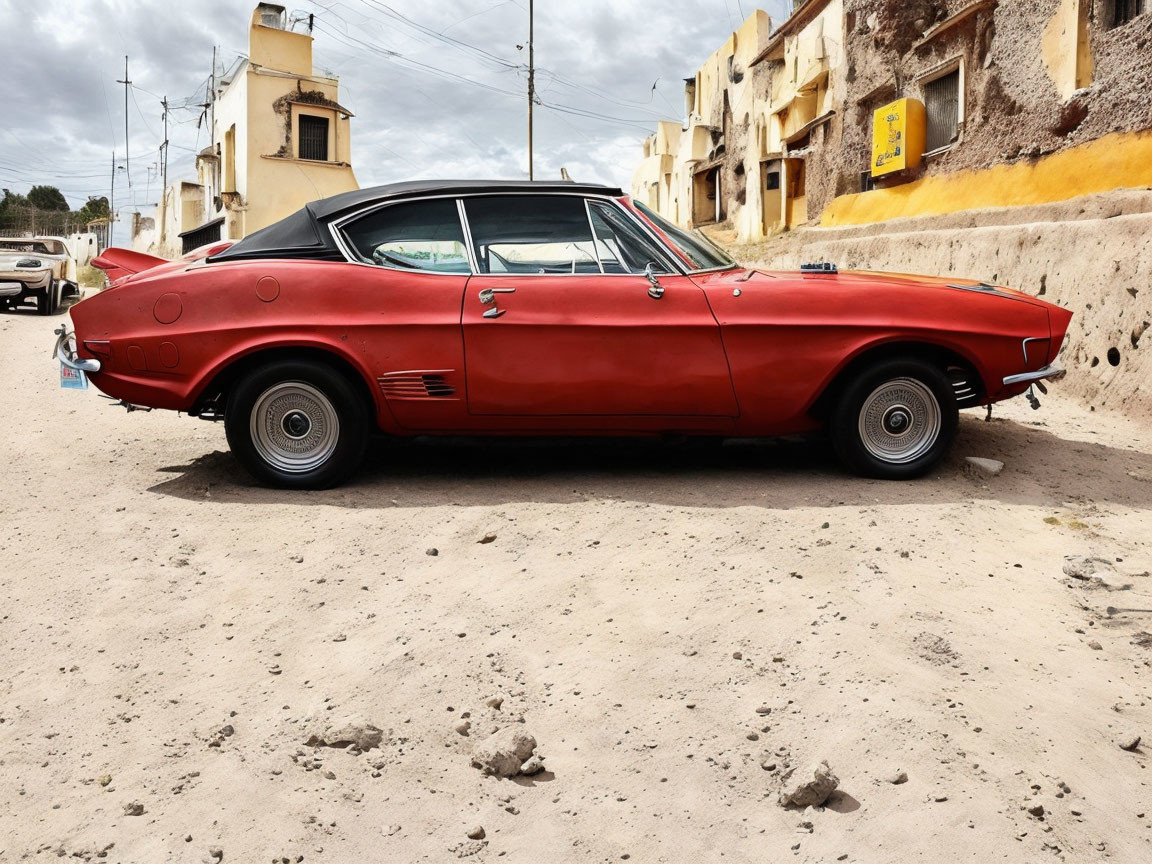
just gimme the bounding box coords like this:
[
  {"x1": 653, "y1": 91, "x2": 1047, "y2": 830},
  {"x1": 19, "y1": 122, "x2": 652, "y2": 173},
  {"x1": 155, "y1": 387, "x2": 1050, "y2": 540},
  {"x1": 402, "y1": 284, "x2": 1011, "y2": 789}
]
[
  {"x1": 334, "y1": 196, "x2": 472, "y2": 430},
  {"x1": 460, "y1": 194, "x2": 738, "y2": 420}
]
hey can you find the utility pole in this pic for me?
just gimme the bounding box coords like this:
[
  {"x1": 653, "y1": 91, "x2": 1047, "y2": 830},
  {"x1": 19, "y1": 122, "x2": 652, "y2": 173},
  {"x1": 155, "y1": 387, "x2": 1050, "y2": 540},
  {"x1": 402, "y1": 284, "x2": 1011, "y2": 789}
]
[
  {"x1": 160, "y1": 96, "x2": 169, "y2": 249},
  {"x1": 116, "y1": 56, "x2": 132, "y2": 188},
  {"x1": 527, "y1": 0, "x2": 534, "y2": 181},
  {"x1": 209, "y1": 45, "x2": 216, "y2": 136},
  {"x1": 109, "y1": 150, "x2": 116, "y2": 249}
]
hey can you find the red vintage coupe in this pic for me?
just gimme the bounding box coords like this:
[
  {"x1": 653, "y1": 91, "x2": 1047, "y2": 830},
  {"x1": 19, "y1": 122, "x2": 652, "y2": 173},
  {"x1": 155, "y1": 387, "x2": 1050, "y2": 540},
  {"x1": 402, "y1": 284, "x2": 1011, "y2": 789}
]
[{"x1": 58, "y1": 180, "x2": 1069, "y2": 488}]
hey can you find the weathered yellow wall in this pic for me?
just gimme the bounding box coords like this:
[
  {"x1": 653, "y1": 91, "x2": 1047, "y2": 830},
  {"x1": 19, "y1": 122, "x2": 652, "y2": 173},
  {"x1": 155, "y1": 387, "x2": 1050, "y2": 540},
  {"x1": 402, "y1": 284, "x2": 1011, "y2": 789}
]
[
  {"x1": 770, "y1": 0, "x2": 843, "y2": 143},
  {"x1": 243, "y1": 69, "x2": 357, "y2": 234},
  {"x1": 249, "y1": 12, "x2": 312, "y2": 76},
  {"x1": 1043, "y1": 0, "x2": 1093, "y2": 100},
  {"x1": 821, "y1": 130, "x2": 1152, "y2": 226}
]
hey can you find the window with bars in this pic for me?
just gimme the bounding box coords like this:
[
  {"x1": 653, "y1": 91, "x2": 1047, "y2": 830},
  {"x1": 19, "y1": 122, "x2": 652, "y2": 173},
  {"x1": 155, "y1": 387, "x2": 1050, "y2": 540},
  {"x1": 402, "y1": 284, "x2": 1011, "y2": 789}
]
[
  {"x1": 1110, "y1": 0, "x2": 1144, "y2": 27},
  {"x1": 298, "y1": 114, "x2": 330, "y2": 161},
  {"x1": 925, "y1": 68, "x2": 960, "y2": 153}
]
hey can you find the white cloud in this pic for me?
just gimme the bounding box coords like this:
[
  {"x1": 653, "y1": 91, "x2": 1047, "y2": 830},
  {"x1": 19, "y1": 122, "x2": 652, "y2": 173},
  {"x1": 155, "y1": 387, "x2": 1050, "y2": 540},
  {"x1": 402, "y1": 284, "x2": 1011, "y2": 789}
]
[{"x1": 0, "y1": 0, "x2": 791, "y2": 244}]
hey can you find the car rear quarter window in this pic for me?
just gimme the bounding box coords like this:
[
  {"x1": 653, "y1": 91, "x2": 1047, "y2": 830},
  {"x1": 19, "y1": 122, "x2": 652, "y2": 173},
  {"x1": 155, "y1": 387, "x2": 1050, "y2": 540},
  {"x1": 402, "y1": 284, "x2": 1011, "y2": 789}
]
[
  {"x1": 341, "y1": 198, "x2": 470, "y2": 273},
  {"x1": 463, "y1": 195, "x2": 600, "y2": 275}
]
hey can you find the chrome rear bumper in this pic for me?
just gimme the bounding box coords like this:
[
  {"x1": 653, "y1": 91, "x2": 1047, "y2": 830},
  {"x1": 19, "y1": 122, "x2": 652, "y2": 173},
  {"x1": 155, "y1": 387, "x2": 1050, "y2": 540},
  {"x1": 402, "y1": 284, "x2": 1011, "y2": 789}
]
[
  {"x1": 53, "y1": 326, "x2": 102, "y2": 373},
  {"x1": 1003, "y1": 364, "x2": 1064, "y2": 386}
]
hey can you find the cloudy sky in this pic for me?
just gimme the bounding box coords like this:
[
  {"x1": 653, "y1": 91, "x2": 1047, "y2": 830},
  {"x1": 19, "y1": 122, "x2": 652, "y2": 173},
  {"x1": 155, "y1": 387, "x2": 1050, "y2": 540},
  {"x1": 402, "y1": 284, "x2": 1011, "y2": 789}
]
[{"x1": 0, "y1": 0, "x2": 789, "y2": 244}]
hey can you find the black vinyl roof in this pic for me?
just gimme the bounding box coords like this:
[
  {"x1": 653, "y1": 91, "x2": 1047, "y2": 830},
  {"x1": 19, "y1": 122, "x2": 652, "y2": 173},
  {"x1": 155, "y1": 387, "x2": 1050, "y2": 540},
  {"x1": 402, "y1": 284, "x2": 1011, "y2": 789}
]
[{"x1": 210, "y1": 179, "x2": 625, "y2": 263}]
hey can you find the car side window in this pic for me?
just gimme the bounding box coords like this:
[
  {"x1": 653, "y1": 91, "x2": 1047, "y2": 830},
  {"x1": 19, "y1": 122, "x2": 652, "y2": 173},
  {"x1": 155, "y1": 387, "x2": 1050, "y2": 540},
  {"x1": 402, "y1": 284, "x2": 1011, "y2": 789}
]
[
  {"x1": 341, "y1": 198, "x2": 471, "y2": 273},
  {"x1": 586, "y1": 200, "x2": 675, "y2": 275},
  {"x1": 463, "y1": 195, "x2": 599, "y2": 275}
]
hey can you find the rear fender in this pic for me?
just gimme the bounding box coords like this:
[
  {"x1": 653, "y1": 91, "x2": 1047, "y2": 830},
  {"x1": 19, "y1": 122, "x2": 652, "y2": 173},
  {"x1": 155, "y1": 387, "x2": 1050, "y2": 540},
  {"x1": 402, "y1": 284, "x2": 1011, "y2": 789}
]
[{"x1": 187, "y1": 338, "x2": 392, "y2": 428}]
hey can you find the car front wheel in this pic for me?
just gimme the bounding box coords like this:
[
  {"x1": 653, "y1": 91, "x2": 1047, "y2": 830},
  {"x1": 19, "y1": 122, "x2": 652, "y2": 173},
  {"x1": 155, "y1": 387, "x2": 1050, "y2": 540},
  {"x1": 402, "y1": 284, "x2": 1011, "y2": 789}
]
[
  {"x1": 225, "y1": 360, "x2": 370, "y2": 489},
  {"x1": 831, "y1": 357, "x2": 958, "y2": 479}
]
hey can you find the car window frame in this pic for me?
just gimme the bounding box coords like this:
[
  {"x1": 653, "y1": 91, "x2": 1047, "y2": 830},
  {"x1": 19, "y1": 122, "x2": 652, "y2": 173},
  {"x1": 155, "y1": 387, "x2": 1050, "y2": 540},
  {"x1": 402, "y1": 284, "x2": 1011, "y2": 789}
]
[
  {"x1": 329, "y1": 192, "x2": 690, "y2": 278},
  {"x1": 460, "y1": 194, "x2": 603, "y2": 276},
  {"x1": 331, "y1": 195, "x2": 475, "y2": 277}
]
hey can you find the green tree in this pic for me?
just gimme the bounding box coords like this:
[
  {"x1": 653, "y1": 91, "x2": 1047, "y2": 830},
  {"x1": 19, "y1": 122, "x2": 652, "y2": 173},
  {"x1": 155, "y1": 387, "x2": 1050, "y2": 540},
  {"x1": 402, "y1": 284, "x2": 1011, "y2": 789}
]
[
  {"x1": 76, "y1": 196, "x2": 110, "y2": 224},
  {"x1": 0, "y1": 188, "x2": 29, "y2": 211},
  {"x1": 26, "y1": 185, "x2": 69, "y2": 211}
]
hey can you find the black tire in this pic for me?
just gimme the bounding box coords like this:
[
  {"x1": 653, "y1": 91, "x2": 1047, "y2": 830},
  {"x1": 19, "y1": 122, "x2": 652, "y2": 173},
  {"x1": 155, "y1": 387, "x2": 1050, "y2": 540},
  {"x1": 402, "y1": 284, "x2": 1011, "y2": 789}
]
[
  {"x1": 38, "y1": 279, "x2": 58, "y2": 316},
  {"x1": 831, "y1": 356, "x2": 958, "y2": 480},
  {"x1": 224, "y1": 360, "x2": 370, "y2": 489}
]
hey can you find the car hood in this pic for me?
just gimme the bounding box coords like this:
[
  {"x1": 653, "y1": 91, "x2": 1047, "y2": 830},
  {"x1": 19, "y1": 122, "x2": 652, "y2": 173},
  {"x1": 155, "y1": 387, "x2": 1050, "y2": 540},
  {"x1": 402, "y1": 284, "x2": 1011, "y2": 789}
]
[{"x1": 697, "y1": 267, "x2": 1047, "y2": 307}]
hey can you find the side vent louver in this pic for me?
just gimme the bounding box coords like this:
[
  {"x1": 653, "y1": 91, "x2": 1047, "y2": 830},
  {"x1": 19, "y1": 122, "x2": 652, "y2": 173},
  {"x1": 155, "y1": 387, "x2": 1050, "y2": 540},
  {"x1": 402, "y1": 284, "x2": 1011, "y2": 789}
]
[
  {"x1": 948, "y1": 368, "x2": 981, "y2": 408},
  {"x1": 378, "y1": 370, "x2": 458, "y2": 400}
]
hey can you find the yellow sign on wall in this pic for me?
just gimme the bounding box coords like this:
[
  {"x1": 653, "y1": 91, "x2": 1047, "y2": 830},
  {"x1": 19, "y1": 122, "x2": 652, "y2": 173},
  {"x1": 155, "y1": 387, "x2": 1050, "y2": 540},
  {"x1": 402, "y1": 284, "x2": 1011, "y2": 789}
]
[{"x1": 871, "y1": 98, "x2": 926, "y2": 177}]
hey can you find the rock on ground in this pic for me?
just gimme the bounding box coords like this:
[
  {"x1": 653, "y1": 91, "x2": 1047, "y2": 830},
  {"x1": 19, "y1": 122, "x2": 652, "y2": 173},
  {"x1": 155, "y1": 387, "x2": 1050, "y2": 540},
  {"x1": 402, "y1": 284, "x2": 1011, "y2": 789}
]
[
  {"x1": 964, "y1": 457, "x2": 1005, "y2": 477},
  {"x1": 778, "y1": 760, "x2": 840, "y2": 808},
  {"x1": 304, "y1": 720, "x2": 383, "y2": 751},
  {"x1": 470, "y1": 727, "x2": 537, "y2": 777},
  {"x1": 519, "y1": 753, "x2": 545, "y2": 775},
  {"x1": 1063, "y1": 555, "x2": 1115, "y2": 580}
]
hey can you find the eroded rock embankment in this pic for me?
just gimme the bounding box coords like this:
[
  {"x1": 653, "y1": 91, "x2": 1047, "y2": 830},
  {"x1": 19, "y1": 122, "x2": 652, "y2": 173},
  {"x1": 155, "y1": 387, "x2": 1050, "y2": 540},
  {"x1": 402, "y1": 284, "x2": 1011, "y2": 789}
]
[{"x1": 721, "y1": 188, "x2": 1152, "y2": 418}]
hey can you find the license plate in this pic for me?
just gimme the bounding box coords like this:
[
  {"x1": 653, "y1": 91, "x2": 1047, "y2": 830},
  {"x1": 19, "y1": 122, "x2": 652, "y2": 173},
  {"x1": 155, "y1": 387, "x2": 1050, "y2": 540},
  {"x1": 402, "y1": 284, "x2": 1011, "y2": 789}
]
[{"x1": 60, "y1": 361, "x2": 88, "y2": 390}]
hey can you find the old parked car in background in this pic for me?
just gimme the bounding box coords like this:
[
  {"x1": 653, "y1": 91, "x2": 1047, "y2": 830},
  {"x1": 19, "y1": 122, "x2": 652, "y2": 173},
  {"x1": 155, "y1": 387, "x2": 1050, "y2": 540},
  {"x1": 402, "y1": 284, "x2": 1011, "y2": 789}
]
[
  {"x1": 0, "y1": 236, "x2": 81, "y2": 315},
  {"x1": 58, "y1": 180, "x2": 1071, "y2": 488}
]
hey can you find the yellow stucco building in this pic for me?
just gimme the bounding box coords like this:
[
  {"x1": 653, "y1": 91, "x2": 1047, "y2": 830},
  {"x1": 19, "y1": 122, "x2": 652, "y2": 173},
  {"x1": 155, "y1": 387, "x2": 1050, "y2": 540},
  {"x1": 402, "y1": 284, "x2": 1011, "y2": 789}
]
[
  {"x1": 134, "y1": 3, "x2": 358, "y2": 257},
  {"x1": 632, "y1": 3, "x2": 847, "y2": 243},
  {"x1": 632, "y1": 11, "x2": 777, "y2": 243},
  {"x1": 634, "y1": 0, "x2": 1152, "y2": 239}
]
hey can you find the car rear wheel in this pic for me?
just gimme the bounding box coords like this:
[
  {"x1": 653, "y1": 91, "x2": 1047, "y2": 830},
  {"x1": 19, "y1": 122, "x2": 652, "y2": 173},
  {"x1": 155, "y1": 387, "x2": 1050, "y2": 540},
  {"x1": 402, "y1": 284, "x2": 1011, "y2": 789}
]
[
  {"x1": 831, "y1": 357, "x2": 958, "y2": 479},
  {"x1": 225, "y1": 360, "x2": 370, "y2": 489},
  {"x1": 38, "y1": 279, "x2": 59, "y2": 316}
]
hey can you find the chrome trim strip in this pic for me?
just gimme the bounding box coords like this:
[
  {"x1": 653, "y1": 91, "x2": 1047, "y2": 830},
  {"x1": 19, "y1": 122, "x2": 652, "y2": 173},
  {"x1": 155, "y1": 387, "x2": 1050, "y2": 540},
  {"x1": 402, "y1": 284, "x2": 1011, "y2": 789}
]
[
  {"x1": 1003, "y1": 364, "x2": 1064, "y2": 386},
  {"x1": 327, "y1": 191, "x2": 694, "y2": 278},
  {"x1": 583, "y1": 199, "x2": 606, "y2": 275},
  {"x1": 456, "y1": 198, "x2": 480, "y2": 274},
  {"x1": 1021, "y1": 336, "x2": 1047, "y2": 364}
]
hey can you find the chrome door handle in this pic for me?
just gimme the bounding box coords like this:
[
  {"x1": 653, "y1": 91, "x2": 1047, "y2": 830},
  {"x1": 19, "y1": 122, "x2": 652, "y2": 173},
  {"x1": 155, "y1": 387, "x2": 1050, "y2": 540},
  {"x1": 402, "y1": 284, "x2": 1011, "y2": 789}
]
[
  {"x1": 478, "y1": 287, "x2": 516, "y2": 304},
  {"x1": 482, "y1": 307, "x2": 506, "y2": 319}
]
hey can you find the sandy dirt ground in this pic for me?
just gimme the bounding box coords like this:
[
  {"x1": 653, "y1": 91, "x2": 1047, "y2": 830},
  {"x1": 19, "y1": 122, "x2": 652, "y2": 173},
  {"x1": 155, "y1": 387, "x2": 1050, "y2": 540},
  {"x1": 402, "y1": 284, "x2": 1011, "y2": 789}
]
[{"x1": 1, "y1": 303, "x2": 1150, "y2": 863}]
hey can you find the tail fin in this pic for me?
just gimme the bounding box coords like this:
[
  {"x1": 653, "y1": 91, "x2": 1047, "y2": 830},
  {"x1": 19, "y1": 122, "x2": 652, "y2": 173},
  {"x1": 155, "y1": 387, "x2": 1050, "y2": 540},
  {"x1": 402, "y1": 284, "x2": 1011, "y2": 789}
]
[{"x1": 91, "y1": 247, "x2": 168, "y2": 282}]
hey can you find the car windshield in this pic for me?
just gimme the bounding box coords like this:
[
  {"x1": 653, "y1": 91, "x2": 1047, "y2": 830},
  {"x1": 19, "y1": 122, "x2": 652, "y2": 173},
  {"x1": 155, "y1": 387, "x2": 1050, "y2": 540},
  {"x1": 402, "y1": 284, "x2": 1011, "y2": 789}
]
[
  {"x1": 632, "y1": 201, "x2": 736, "y2": 272},
  {"x1": 0, "y1": 240, "x2": 54, "y2": 255}
]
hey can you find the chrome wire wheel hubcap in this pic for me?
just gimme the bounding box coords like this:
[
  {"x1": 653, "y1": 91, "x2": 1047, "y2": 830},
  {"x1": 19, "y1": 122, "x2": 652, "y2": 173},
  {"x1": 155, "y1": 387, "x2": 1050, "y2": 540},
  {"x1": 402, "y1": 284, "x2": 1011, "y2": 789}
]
[
  {"x1": 250, "y1": 382, "x2": 339, "y2": 473},
  {"x1": 858, "y1": 377, "x2": 941, "y2": 464}
]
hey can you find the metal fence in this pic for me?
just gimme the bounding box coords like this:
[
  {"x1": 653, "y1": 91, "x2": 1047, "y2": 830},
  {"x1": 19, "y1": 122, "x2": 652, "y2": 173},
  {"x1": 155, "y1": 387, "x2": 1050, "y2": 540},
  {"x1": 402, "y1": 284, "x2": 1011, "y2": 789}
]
[{"x1": 0, "y1": 206, "x2": 111, "y2": 250}]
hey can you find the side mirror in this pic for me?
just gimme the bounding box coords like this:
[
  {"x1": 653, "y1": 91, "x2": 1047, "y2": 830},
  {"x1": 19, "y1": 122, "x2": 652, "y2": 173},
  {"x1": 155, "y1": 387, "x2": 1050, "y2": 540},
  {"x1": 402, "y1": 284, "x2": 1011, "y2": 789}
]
[{"x1": 645, "y1": 263, "x2": 664, "y2": 299}]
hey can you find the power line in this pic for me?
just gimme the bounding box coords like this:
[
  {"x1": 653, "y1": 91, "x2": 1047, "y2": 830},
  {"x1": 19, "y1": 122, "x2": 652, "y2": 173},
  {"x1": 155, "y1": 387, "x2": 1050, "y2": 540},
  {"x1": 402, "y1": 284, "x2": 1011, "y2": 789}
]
[
  {"x1": 336, "y1": 0, "x2": 673, "y2": 120},
  {"x1": 311, "y1": 17, "x2": 663, "y2": 130}
]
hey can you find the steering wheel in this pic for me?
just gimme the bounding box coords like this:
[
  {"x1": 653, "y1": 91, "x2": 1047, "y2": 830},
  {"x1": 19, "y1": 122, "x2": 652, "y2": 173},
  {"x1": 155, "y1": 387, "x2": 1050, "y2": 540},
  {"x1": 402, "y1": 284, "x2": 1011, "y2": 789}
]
[{"x1": 373, "y1": 248, "x2": 416, "y2": 269}]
